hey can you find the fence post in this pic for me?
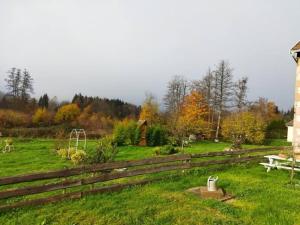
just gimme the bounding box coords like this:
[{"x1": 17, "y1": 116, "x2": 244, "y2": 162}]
[{"x1": 90, "y1": 172, "x2": 96, "y2": 190}]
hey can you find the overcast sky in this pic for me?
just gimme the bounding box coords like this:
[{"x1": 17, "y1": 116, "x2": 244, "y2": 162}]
[{"x1": 0, "y1": 0, "x2": 299, "y2": 110}]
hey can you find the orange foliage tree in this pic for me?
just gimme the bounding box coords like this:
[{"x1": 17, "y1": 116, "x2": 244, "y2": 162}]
[{"x1": 176, "y1": 91, "x2": 210, "y2": 138}]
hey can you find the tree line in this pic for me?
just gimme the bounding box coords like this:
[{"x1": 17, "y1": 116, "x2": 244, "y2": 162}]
[
  {"x1": 139, "y1": 60, "x2": 291, "y2": 147},
  {"x1": 0, "y1": 68, "x2": 140, "y2": 136},
  {"x1": 0, "y1": 63, "x2": 293, "y2": 144}
]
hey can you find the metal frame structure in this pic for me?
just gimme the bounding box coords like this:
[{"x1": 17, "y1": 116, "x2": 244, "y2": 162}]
[
  {"x1": 68, "y1": 129, "x2": 87, "y2": 153},
  {"x1": 3, "y1": 139, "x2": 14, "y2": 153}
]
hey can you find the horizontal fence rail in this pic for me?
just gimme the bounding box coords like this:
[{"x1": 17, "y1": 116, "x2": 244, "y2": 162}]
[
  {"x1": 191, "y1": 146, "x2": 291, "y2": 158},
  {"x1": 0, "y1": 146, "x2": 290, "y2": 211},
  {"x1": 0, "y1": 154, "x2": 191, "y2": 186}
]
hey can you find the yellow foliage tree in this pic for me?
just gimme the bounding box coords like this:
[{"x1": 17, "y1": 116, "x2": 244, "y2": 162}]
[
  {"x1": 176, "y1": 91, "x2": 209, "y2": 137},
  {"x1": 32, "y1": 108, "x2": 52, "y2": 125},
  {"x1": 54, "y1": 104, "x2": 80, "y2": 123},
  {"x1": 222, "y1": 111, "x2": 266, "y2": 148},
  {"x1": 139, "y1": 93, "x2": 160, "y2": 125}
]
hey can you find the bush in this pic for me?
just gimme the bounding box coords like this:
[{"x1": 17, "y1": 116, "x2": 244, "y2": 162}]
[
  {"x1": 154, "y1": 145, "x2": 179, "y2": 155},
  {"x1": 2, "y1": 125, "x2": 70, "y2": 138},
  {"x1": 146, "y1": 125, "x2": 167, "y2": 146},
  {"x1": 266, "y1": 120, "x2": 287, "y2": 139},
  {"x1": 57, "y1": 148, "x2": 76, "y2": 159},
  {"x1": 113, "y1": 122, "x2": 127, "y2": 146},
  {"x1": 0, "y1": 109, "x2": 30, "y2": 128},
  {"x1": 32, "y1": 108, "x2": 52, "y2": 126},
  {"x1": 90, "y1": 136, "x2": 118, "y2": 164},
  {"x1": 134, "y1": 127, "x2": 141, "y2": 145},
  {"x1": 53, "y1": 129, "x2": 67, "y2": 150},
  {"x1": 57, "y1": 148, "x2": 68, "y2": 159},
  {"x1": 222, "y1": 111, "x2": 266, "y2": 146},
  {"x1": 71, "y1": 150, "x2": 87, "y2": 165},
  {"x1": 54, "y1": 104, "x2": 80, "y2": 124},
  {"x1": 113, "y1": 120, "x2": 138, "y2": 146},
  {"x1": 126, "y1": 120, "x2": 138, "y2": 145}
]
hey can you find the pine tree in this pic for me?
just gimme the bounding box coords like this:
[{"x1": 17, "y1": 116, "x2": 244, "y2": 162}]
[
  {"x1": 20, "y1": 69, "x2": 34, "y2": 101},
  {"x1": 38, "y1": 94, "x2": 49, "y2": 108}
]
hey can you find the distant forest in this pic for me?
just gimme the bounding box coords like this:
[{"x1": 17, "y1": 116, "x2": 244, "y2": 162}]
[{"x1": 0, "y1": 68, "x2": 140, "y2": 137}]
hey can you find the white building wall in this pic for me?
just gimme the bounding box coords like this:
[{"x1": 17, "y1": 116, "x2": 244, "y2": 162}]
[
  {"x1": 288, "y1": 126, "x2": 293, "y2": 142},
  {"x1": 293, "y1": 59, "x2": 300, "y2": 152}
]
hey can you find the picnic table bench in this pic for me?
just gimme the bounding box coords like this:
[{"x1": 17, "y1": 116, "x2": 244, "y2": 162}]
[{"x1": 260, "y1": 155, "x2": 300, "y2": 172}]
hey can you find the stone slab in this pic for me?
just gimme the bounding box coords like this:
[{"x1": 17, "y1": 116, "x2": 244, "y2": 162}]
[{"x1": 186, "y1": 186, "x2": 234, "y2": 202}]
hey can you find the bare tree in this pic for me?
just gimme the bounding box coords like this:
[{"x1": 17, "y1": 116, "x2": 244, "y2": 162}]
[
  {"x1": 5, "y1": 67, "x2": 21, "y2": 98},
  {"x1": 234, "y1": 77, "x2": 248, "y2": 111},
  {"x1": 20, "y1": 69, "x2": 34, "y2": 101},
  {"x1": 214, "y1": 60, "x2": 234, "y2": 141},
  {"x1": 191, "y1": 68, "x2": 215, "y2": 132},
  {"x1": 164, "y1": 75, "x2": 188, "y2": 114}
]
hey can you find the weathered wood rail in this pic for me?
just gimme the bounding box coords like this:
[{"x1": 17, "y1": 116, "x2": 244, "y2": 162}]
[{"x1": 0, "y1": 146, "x2": 291, "y2": 211}]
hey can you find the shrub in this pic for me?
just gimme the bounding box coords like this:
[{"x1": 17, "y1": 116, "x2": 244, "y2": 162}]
[
  {"x1": 134, "y1": 127, "x2": 141, "y2": 145},
  {"x1": 54, "y1": 104, "x2": 80, "y2": 124},
  {"x1": 53, "y1": 129, "x2": 67, "y2": 150},
  {"x1": 1, "y1": 125, "x2": 70, "y2": 138},
  {"x1": 113, "y1": 122, "x2": 127, "y2": 146},
  {"x1": 222, "y1": 111, "x2": 266, "y2": 146},
  {"x1": 32, "y1": 108, "x2": 52, "y2": 126},
  {"x1": 57, "y1": 148, "x2": 68, "y2": 159},
  {"x1": 5, "y1": 138, "x2": 13, "y2": 146},
  {"x1": 266, "y1": 120, "x2": 287, "y2": 139},
  {"x1": 154, "y1": 145, "x2": 179, "y2": 155},
  {"x1": 90, "y1": 136, "x2": 118, "y2": 164},
  {"x1": 0, "y1": 109, "x2": 29, "y2": 128},
  {"x1": 126, "y1": 120, "x2": 138, "y2": 145},
  {"x1": 113, "y1": 120, "x2": 138, "y2": 146},
  {"x1": 146, "y1": 125, "x2": 167, "y2": 146},
  {"x1": 57, "y1": 148, "x2": 76, "y2": 159},
  {"x1": 71, "y1": 150, "x2": 87, "y2": 165}
]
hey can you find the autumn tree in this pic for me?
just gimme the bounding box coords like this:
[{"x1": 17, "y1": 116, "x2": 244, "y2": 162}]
[
  {"x1": 222, "y1": 111, "x2": 266, "y2": 149},
  {"x1": 54, "y1": 103, "x2": 80, "y2": 123},
  {"x1": 139, "y1": 93, "x2": 160, "y2": 125},
  {"x1": 174, "y1": 91, "x2": 209, "y2": 144},
  {"x1": 191, "y1": 68, "x2": 215, "y2": 132},
  {"x1": 32, "y1": 108, "x2": 52, "y2": 125},
  {"x1": 178, "y1": 91, "x2": 209, "y2": 133}
]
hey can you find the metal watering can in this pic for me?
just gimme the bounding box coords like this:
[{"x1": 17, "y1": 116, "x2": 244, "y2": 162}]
[{"x1": 207, "y1": 176, "x2": 218, "y2": 192}]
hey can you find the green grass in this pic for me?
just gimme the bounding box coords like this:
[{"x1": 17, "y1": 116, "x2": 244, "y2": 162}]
[{"x1": 0, "y1": 138, "x2": 296, "y2": 225}]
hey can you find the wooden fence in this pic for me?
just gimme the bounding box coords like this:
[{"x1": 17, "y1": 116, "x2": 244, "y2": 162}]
[{"x1": 0, "y1": 146, "x2": 291, "y2": 211}]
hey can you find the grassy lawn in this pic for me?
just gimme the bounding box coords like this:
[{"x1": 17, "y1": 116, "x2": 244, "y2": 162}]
[{"x1": 0, "y1": 138, "x2": 297, "y2": 225}]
